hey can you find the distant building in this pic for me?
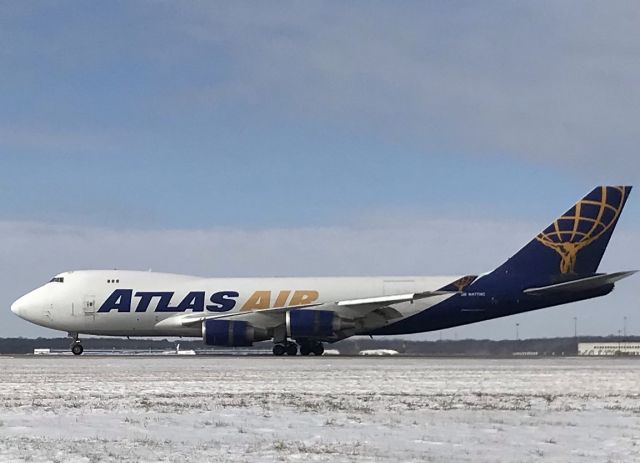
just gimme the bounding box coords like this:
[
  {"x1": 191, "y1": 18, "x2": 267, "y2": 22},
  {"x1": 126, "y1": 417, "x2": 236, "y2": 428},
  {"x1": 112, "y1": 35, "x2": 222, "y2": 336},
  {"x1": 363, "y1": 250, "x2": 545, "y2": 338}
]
[
  {"x1": 323, "y1": 349, "x2": 340, "y2": 356},
  {"x1": 33, "y1": 348, "x2": 51, "y2": 355},
  {"x1": 578, "y1": 342, "x2": 640, "y2": 356},
  {"x1": 359, "y1": 349, "x2": 399, "y2": 356},
  {"x1": 162, "y1": 344, "x2": 196, "y2": 356}
]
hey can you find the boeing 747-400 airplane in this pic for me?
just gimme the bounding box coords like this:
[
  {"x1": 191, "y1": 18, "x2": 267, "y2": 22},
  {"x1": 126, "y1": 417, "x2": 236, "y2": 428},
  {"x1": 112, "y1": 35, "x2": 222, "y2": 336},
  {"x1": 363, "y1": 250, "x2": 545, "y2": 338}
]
[{"x1": 11, "y1": 186, "x2": 636, "y2": 356}]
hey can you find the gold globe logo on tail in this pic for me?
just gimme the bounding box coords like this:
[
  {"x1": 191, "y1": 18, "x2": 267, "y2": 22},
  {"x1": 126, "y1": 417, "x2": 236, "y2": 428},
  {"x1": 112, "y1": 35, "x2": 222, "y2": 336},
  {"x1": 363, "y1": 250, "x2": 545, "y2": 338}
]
[{"x1": 535, "y1": 186, "x2": 628, "y2": 274}]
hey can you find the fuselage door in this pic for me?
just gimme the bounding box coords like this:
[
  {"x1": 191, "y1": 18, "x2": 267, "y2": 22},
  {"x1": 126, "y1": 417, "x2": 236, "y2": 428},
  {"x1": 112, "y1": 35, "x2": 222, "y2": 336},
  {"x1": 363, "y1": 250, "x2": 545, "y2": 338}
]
[{"x1": 83, "y1": 296, "x2": 97, "y2": 316}]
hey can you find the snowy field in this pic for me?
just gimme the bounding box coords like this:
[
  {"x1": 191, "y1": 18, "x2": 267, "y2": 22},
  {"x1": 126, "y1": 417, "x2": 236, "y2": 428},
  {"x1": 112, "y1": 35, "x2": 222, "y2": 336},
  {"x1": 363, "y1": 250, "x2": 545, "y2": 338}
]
[{"x1": 1, "y1": 356, "x2": 639, "y2": 462}]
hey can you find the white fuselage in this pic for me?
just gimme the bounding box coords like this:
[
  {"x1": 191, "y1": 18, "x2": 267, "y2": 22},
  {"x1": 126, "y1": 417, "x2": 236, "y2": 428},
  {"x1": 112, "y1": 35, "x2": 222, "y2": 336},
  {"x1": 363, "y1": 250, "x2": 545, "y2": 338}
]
[{"x1": 11, "y1": 270, "x2": 458, "y2": 337}]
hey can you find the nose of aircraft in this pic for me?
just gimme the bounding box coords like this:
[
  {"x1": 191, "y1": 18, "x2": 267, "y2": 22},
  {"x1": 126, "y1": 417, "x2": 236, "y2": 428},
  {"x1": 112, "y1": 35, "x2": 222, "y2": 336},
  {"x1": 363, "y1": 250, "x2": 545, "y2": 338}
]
[
  {"x1": 11, "y1": 298, "x2": 24, "y2": 317},
  {"x1": 11, "y1": 289, "x2": 54, "y2": 328},
  {"x1": 11, "y1": 293, "x2": 36, "y2": 320}
]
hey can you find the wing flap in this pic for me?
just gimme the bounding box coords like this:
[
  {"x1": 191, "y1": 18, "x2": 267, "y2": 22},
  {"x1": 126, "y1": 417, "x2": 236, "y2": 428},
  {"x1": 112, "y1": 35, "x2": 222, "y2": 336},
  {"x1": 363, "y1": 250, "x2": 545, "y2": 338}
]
[{"x1": 337, "y1": 290, "x2": 451, "y2": 307}]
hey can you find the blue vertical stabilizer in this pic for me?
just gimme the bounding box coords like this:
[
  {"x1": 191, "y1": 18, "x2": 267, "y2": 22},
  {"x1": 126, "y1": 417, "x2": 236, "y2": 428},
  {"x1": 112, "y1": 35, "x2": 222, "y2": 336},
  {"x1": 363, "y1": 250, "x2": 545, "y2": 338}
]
[{"x1": 482, "y1": 185, "x2": 632, "y2": 289}]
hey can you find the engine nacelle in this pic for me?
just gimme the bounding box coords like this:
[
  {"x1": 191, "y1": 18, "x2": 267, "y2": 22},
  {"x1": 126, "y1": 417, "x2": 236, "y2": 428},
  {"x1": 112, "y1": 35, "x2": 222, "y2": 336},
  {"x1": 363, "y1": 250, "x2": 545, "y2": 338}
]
[
  {"x1": 286, "y1": 310, "x2": 354, "y2": 339},
  {"x1": 202, "y1": 320, "x2": 268, "y2": 347}
]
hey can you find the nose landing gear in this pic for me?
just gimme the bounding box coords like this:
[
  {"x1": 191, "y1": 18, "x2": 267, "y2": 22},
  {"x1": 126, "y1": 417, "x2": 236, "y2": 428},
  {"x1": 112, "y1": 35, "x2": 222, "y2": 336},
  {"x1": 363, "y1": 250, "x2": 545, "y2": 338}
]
[
  {"x1": 69, "y1": 332, "x2": 84, "y2": 356},
  {"x1": 71, "y1": 343, "x2": 84, "y2": 356}
]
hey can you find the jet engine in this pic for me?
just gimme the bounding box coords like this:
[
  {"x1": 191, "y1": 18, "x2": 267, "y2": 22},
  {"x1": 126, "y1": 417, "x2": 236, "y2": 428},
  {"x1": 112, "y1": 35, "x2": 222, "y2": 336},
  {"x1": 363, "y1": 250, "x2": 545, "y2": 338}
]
[
  {"x1": 286, "y1": 310, "x2": 354, "y2": 339},
  {"x1": 202, "y1": 319, "x2": 269, "y2": 347}
]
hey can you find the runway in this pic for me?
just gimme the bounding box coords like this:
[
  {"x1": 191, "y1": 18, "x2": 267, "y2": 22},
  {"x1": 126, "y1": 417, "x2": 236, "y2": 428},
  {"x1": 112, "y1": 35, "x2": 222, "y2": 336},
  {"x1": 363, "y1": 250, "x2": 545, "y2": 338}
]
[{"x1": 1, "y1": 356, "x2": 639, "y2": 462}]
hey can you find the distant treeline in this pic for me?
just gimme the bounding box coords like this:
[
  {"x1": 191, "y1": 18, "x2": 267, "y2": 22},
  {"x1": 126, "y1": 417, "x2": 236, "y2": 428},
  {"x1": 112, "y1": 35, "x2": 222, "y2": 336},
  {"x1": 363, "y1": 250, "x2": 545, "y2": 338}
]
[{"x1": 1, "y1": 335, "x2": 639, "y2": 355}]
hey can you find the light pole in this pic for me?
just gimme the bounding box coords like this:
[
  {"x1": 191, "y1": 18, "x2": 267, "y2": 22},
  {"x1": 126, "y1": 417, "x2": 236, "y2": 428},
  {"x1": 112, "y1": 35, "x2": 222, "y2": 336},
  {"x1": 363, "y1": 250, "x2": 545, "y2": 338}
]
[
  {"x1": 624, "y1": 317, "x2": 627, "y2": 339},
  {"x1": 516, "y1": 323, "x2": 520, "y2": 341},
  {"x1": 573, "y1": 317, "x2": 577, "y2": 339},
  {"x1": 618, "y1": 329, "x2": 622, "y2": 353}
]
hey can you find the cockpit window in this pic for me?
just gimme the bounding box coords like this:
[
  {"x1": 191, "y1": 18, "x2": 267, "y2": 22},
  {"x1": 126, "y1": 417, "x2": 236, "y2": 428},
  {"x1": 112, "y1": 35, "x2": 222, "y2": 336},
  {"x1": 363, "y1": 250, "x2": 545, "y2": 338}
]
[{"x1": 49, "y1": 277, "x2": 65, "y2": 283}]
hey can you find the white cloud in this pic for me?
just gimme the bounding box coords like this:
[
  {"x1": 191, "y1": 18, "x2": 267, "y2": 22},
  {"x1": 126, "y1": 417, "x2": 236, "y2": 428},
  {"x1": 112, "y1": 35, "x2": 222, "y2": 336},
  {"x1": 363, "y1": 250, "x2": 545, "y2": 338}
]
[
  {"x1": 3, "y1": 2, "x2": 639, "y2": 181},
  {"x1": 173, "y1": 2, "x2": 640, "y2": 177}
]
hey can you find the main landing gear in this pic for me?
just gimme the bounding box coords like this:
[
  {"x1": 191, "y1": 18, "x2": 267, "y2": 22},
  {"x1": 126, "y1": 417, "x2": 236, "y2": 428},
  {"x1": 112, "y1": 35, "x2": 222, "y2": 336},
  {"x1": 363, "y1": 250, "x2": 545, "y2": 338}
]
[
  {"x1": 299, "y1": 341, "x2": 324, "y2": 356},
  {"x1": 272, "y1": 341, "x2": 324, "y2": 356},
  {"x1": 69, "y1": 333, "x2": 84, "y2": 356},
  {"x1": 272, "y1": 342, "x2": 298, "y2": 356}
]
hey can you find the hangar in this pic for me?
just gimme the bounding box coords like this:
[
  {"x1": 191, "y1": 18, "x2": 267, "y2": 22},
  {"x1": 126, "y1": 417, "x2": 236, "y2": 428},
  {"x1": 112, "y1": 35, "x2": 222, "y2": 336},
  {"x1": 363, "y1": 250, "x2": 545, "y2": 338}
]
[{"x1": 578, "y1": 342, "x2": 640, "y2": 356}]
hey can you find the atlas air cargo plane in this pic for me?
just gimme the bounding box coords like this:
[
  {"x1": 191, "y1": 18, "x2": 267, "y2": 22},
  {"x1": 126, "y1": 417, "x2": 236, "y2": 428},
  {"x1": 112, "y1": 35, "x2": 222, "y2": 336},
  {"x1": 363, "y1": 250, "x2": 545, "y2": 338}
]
[{"x1": 10, "y1": 186, "x2": 637, "y2": 356}]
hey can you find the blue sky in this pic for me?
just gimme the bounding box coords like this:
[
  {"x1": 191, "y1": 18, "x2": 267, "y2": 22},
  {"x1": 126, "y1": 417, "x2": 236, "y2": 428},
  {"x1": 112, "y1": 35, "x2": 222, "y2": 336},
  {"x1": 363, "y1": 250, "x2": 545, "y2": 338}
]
[{"x1": 1, "y1": 1, "x2": 639, "y2": 338}]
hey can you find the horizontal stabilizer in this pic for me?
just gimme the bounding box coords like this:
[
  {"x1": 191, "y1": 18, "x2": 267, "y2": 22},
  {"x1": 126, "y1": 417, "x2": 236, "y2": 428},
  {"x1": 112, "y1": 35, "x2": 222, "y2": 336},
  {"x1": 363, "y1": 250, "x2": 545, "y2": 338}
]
[{"x1": 523, "y1": 271, "x2": 637, "y2": 296}]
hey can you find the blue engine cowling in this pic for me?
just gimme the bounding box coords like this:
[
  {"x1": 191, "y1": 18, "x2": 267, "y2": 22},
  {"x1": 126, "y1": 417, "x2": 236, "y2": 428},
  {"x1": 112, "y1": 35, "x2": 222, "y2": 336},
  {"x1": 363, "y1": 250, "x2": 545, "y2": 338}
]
[
  {"x1": 202, "y1": 320, "x2": 255, "y2": 347},
  {"x1": 287, "y1": 310, "x2": 338, "y2": 338}
]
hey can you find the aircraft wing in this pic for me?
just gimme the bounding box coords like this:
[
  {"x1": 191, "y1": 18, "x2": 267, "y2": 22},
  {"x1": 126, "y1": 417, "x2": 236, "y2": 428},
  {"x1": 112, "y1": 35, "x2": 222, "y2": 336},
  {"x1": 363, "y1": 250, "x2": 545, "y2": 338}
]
[{"x1": 155, "y1": 290, "x2": 454, "y2": 331}]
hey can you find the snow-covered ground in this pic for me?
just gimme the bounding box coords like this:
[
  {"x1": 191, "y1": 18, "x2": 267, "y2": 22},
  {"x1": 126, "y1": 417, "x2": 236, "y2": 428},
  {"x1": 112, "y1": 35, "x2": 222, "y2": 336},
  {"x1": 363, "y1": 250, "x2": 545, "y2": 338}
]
[{"x1": 1, "y1": 356, "x2": 639, "y2": 462}]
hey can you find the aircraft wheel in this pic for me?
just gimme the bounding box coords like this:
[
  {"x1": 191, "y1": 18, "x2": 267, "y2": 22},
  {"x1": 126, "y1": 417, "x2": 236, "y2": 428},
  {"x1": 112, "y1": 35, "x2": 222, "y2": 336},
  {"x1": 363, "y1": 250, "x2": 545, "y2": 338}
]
[
  {"x1": 285, "y1": 343, "x2": 298, "y2": 356},
  {"x1": 71, "y1": 343, "x2": 84, "y2": 356},
  {"x1": 312, "y1": 343, "x2": 324, "y2": 356},
  {"x1": 273, "y1": 344, "x2": 286, "y2": 356},
  {"x1": 299, "y1": 344, "x2": 311, "y2": 356}
]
